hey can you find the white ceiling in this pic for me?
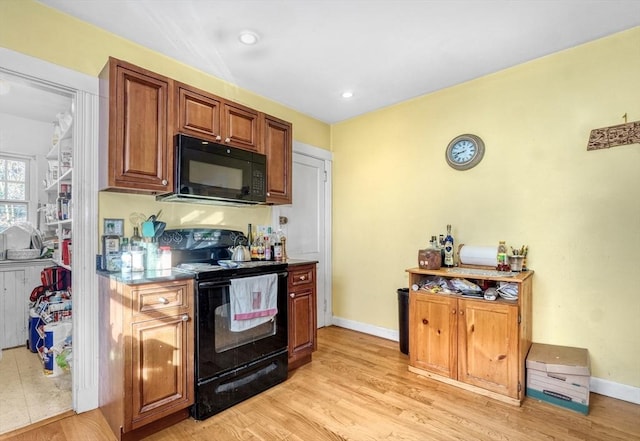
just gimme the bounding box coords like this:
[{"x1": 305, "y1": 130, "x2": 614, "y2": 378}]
[{"x1": 15, "y1": 1, "x2": 640, "y2": 123}]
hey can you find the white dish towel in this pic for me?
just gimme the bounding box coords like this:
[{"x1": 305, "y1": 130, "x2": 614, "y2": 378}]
[{"x1": 229, "y1": 273, "x2": 278, "y2": 332}]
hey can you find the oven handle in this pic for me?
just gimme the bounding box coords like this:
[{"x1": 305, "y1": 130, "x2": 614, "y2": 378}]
[{"x1": 198, "y1": 271, "x2": 288, "y2": 289}]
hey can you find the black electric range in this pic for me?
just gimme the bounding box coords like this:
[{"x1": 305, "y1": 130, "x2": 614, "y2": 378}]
[{"x1": 157, "y1": 228, "x2": 289, "y2": 420}]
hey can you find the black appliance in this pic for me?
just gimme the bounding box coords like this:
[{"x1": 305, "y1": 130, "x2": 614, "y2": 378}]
[
  {"x1": 158, "y1": 228, "x2": 288, "y2": 420},
  {"x1": 156, "y1": 134, "x2": 267, "y2": 205}
]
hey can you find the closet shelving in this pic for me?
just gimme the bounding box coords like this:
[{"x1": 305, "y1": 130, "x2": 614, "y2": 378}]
[{"x1": 44, "y1": 115, "x2": 73, "y2": 271}]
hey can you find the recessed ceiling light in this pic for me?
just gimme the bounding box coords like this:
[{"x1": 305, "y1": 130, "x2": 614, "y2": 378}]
[
  {"x1": 341, "y1": 91, "x2": 354, "y2": 99},
  {"x1": 239, "y1": 31, "x2": 259, "y2": 45}
]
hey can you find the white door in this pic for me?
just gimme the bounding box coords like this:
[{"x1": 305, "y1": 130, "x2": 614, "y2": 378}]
[{"x1": 273, "y1": 144, "x2": 332, "y2": 328}]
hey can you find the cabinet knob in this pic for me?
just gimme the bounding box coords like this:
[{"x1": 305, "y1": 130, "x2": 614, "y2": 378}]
[
  {"x1": 215, "y1": 135, "x2": 222, "y2": 141},
  {"x1": 299, "y1": 275, "x2": 306, "y2": 281},
  {"x1": 158, "y1": 297, "x2": 169, "y2": 304},
  {"x1": 290, "y1": 293, "x2": 295, "y2": 298},
  {"x1": 422, "y1": 319, "x2": 429, "y2": 325},
  {"x1": 161, "y1": 179, "x2": 168, "y2": 186},
  {"x1": 225, "y1": 137, "x2": 231, "y2": 143},
  {"x1": 181, "y1": 314, "x2": 189, "y2": 322},
  {"x1": 452, "y1": 309, "x2": 456, "y2": 315},
  {"x1": 459, "y1": 310, "x2": 464, "y2": 316}
]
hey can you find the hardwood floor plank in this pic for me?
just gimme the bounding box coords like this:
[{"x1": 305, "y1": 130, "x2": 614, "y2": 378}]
[{"x1": 2, "y1": 326, "x2": 638, "y2": 441}]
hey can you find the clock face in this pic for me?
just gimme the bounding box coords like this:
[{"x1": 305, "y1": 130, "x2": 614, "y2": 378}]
[{"x1": 445, "y1": 134, "x2": 485, "y2": 170}]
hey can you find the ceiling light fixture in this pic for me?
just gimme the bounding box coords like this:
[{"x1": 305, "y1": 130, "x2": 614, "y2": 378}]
[
  {"x1": 0, "y1": 80, "x2": 11, "y2": 95},
  {"x1": 341, "y1": 91, "x2": 354, "y2": 99},
  {"x1": 238, "y1": 31, "x2": 260, "y2": 45}
]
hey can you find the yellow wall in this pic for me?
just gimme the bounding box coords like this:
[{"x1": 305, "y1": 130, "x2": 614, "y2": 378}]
[
  {"x1": 98, "y1": 193, "x2": 272, "y2": 239},
  {"x1": 332, "y1": 27, "x2": 640, "y2": 387},
  {"x1": 0, "y1": 0, "x2": 330, "y2": 236},
  {"x1": 0, "y1": 0, "x2": 330, "y2": 149},
  {"x1": 3, "y1": 1, "x2": 638, "y2": 388}
]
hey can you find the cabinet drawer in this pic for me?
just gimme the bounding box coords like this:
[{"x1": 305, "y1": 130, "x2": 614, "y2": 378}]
[
  {"x1": 288, "y1": 266, "x2": 314, "y2": 287},
  {"x1": 132, "y1": 281, "x2": 191, "y2": 315}
]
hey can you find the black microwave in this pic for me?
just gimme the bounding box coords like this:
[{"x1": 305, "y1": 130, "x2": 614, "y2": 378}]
[{"x1": 157, "y1": 134, "x2": 267, "y2": 205}]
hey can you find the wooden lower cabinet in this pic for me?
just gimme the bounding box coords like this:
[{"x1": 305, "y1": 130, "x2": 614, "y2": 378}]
[
  {"x1": 407, "y1": 268, "x2": 532, "y2": 405},
  {"x1": 287, "y1": 263, "x2": 317, "y2": 370},
  {"x1": 99, "y1": 276, "x2": 195, "y2": 441}
]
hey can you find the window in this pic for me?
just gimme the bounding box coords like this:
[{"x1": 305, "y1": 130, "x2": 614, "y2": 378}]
[{"x1": 0, "y1": 155, "x2": 30, "y2": 230}]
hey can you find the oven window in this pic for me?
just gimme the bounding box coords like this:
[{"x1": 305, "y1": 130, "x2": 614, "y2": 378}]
[
  {"x1": 190, "y1": 160, "x2": 243, "y2": 190},
  {"x1": 214, "y1": 302, "x2": 276, "y2": 352}
]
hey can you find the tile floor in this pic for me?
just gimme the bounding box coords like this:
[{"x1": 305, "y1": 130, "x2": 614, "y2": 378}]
[{"x1": 0, "y1": 346, "x2": 72, "y2": 435}]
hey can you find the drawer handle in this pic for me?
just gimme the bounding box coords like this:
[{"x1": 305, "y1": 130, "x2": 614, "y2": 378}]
[
  {"x1": 290, "y1": 293, "x2": 295, "y2": 298},
  {"x1": 181, "y1": 314, "x2": 189, "y2": 322},
  {"x1": 158, "y1": 297, "x2": 169, "y2": 304},
  {"x1": 422, "y1": 319, "x2": 429, "y2": 325}
]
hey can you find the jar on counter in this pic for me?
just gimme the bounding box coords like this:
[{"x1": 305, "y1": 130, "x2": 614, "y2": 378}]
[
  {"x1": 159, "y1": 246, "x2": 172, "y2": 270},
  {"x1": 131, "y1": 246, "x2": 145, "y2": 272}
]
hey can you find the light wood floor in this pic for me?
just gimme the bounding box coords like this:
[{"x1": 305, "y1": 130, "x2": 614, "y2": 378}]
[{"x1": 1, "y1": 326, "x2": 639, "y2": 441}]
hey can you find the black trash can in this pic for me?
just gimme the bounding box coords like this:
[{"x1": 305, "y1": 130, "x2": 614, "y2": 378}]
[{"x1": 397, "y1": 288, "x2": 409, "y2": 355}]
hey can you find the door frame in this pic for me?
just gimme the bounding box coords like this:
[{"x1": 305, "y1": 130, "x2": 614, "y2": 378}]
[
  {"x1": 0, "y1": 48, "x2": 100, "y2": 413},
  {"x1": 273, "y1": 142, "x2": 333, "y2": 328}
]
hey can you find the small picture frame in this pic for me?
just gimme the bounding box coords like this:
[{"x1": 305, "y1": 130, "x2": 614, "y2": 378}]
[{"x1": 103, "y1": 218, "x2": 124, "y2": 236}]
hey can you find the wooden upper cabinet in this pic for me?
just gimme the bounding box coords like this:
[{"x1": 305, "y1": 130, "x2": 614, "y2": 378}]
[
  {"x1": 99, "y1": 57, "x2": 173, "y2": 194},
  {"x1": 176, "y1": 83, "x2": 260, "y2": 151},
  {"x1": 263, "y1": 114, "x2": 293, "y2": 204},
  {"x1": 176, "y1": 83, "x2": 222, "y2": 141},
  {"x1": 222, "y1": 102, "x2": 260, "y2": 151}
]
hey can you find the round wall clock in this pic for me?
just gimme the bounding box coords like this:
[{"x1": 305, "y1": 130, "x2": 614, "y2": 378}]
[{"x1": 445, "y1": 134, "x2": 485, "y2": 170}]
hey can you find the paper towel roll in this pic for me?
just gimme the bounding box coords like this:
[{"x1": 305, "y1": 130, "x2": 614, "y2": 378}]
[{"x1": 459, "y1": 245, "x2": 498, "y2": 267}]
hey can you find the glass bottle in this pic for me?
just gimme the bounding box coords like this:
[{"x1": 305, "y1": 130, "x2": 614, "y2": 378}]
[
  {"x1": 246, "y1": 223, "x2": 253, "y2": 247},
  {"x1": 443, "y1": 224, "x2": 454, "y2": 267},
  {"x1": 130, "y1": 226, "x2": 142, "y2": 248},
  {"x1": 497, "y1": 240, "x2": 508, "y2": 271}
]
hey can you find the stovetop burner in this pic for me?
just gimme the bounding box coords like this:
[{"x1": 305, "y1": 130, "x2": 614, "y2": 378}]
[{"x1": 161, "y1": 228, "x2": 288, "y2": 280}]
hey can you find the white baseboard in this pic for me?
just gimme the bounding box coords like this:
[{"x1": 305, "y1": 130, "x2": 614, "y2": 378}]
[
  {"x1": 590, "y1": 376, "x2": 640, "y2": 405},
  {"x1": 331, "y1": 316, "x2": 400, "y2": 342},
  {"x1": 330, "y1": 315, "x2": 640, "y2": 405}
]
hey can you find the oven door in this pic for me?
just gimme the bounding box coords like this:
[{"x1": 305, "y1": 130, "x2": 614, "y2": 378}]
[{"x1": 195, "y1": 271, "x2": 288, "y2": 381}]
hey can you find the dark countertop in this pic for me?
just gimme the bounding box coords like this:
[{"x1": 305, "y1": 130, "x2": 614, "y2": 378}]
[
  {"x1": 97, "y1": 268, "x2": 195, "y2": 285},
  {"x1": 285, "y1": 259, "x2": 318, "y2": 266},
  {"x1": 97, "y1": 259, "x2": 318, "y2": 285}
]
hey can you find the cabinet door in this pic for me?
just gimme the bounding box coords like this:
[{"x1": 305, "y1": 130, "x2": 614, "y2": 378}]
[
  {"x1": 457, "y1": 299, "x2": 519, "y2": 398},
  {"x1": 128, "y1": 313, "x2": 194, "y2": 431},
  {"x1": 288, "y1": 286, "x2": 315, "y2": 359},
  {"x1": 409, "y1": 292, "x2": 457, "y2": 378},
  {"x1": 108, "y1": 60, "x2": 173, "y2": 192},
  {"x1": 263, "y1": 114, "x2": 292, "y2": 204},
  {"x1": 221, "y1": 102, "x2": 260, "y2": 151},
  {"x1": 177, "y1": 84, "x2": 222, "y2": 142}
]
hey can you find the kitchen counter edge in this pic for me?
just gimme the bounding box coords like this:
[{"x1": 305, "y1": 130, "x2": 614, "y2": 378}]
[{"x1": 97, "y1": 269, "x2": 195, "y2": 285}]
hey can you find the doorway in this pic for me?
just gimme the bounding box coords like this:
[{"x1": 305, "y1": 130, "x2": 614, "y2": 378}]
[
  {"x1": 272, "y1": 142, "x2": 332, "y2": 328},
  {"x1": 0, "y1": 48, "x2": 100, "y2": 434}
]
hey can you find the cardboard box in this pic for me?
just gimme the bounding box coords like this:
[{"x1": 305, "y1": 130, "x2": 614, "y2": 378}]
[{"x1": 526, "y1": 343, "x2": 590, "y2": 414}]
